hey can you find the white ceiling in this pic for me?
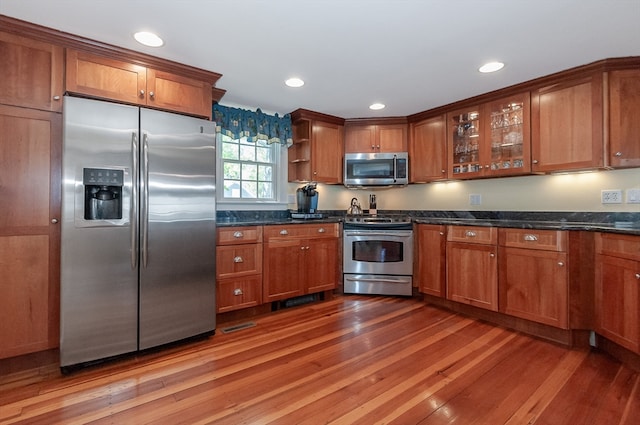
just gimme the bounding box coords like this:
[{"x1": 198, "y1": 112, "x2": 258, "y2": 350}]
[{"x1": 2, "y1": 0, "x2": 639, "y2": 119}]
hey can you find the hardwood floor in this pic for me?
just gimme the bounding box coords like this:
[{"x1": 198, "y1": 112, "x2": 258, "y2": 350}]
[{"x1": 1, "y1": 295, "x2": 639, "y2": 424}]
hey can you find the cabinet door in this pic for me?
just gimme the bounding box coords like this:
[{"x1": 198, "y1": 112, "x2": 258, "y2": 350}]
[
  {"x1": 344, "y1": 125, "x2": 376, "y2": 152},
  {"x1": 484, "y1": 92, "x2": 531, "y2": 176},
  {"x1": 305, "y1": 237, "x2": 339, "y2": 293},
  {"x1": 595, "y1": 255, "x2": 640, "y2": 353},
  {"x1": 446, "y1": 242, "x2": 498, "y2": 311},
  {"x1": 532, "y1": 74, "x2": 603, "y2": 172},
  {"x1": 146, "y1": 69, "x2": 212, "y2": 118},
  {"x1": 415, "y1": 225, "x2": 446, "y2": 297},
  {"x1": 378, "y1": 124, "x2": 407, "y2": 152},
  {"x1": 0, "y1": 105, "x2": 61, "y2": 359},
  {"x1": 608, "y1": 69, "x2": 640, "y2": 168},
  {"x1": 263, "y1": 239, "x2": 305, "y2": 302},
  {"x1": 409, "y1": 116, "x2": 447, "y2": 182},
  {"x1": 0, "y1": 31, "x2": 64, "y2": 112},
  {"x1": 66, "y1": 49, "x2": 147, "y2": 105},
  {"x1": 499, "y1": 247, "x2": 568, "y2": 328},
  {"x1": 447, "y1": 106, "x2": 484, "y2": 179},
  {"x1": 311, "y1": 121, "x2": 343, "y2": 183}
]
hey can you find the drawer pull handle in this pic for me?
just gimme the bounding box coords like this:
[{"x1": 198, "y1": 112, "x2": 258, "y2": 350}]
[
  {"x1": 465, "y1": 231, "x2": 477, "y2": 237},
  {"x1": 558, "y1": 262, "x2": 564, "y2": 267},
  {"x1": 615, "y1": 152, "x2": 623, "y2": 157},
  {"x1": 489, "y1": 253, "x2": 495, "y2": 258},
  {"x1": 280, "y1": 229, "x2": 289, "y2": 235},
  {"x1": 233, "y1": 231, "x2": 244, "y2": 238},
  {"x1": 233, "y1": 288, "x2": 243, "y2": 296},
  {"x1": 318, "y1": 228, "x2": 326, "y2": 233},
  {"x1": 524, "y1": 234, "x2": 538, "y2": 241},
  {"x1": 233, "y1": 256, "x2": 244, "y2": 263}
]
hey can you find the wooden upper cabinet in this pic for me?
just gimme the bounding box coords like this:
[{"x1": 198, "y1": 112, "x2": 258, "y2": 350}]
[
  {"x1": 289, "y1": 109, "x2": 345, "y2": 184},
  {"x1": 531, "y1": 73, "x2": 604, "y2": 172},
  {"x1": 607, "y1": 69, "x2": 640, "y2": 168},
  {"x1": 344, "y1": 121, "x2": 407, "y2": 153},
  {"x1": 409, "y1": 115, "x2": 447, "y2": 182},
  {"x1": 66, "y1": 49, "x2": 213, "y2": 118},
  {"x1": 0, "y1": 31, "x2": 64, "y2": 112}
]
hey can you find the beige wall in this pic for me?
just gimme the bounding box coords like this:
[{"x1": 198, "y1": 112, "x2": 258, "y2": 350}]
[{"x1": 289, "y1": 168, "x2": 640, "y2": 213}]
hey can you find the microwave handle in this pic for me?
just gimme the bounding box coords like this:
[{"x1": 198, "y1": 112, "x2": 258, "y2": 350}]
[{"x1": 393, "y1": 154, "x2": 397, "y2": 182}]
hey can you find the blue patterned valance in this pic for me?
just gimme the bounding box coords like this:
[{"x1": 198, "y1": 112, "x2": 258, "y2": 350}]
[{"x1": 213, "y1": 104, "x2": 293, "y2": 146}]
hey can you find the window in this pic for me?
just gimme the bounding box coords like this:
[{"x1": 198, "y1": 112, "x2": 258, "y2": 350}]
[{"x1": 220, "y1": 135, "x2": 278, "y2": 200}]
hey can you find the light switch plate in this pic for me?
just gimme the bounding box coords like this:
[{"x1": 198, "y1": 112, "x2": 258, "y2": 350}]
[
  {"x1": 469, "y1": 194, "x2": 482, "y2": 205},
  {"x1": 626, "y1": 188, "x2": 640, "y2": 204}
]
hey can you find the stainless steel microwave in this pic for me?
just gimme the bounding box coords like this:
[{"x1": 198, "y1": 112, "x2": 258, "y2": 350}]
[{"x1": 344, "y1": 152, "x2": 409, "y2": 187}]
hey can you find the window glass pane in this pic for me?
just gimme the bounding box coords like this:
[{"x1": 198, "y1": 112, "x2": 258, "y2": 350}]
[
  {"x1": 242, "y1": 163, "x2": 257, "y2": 180},
  {"x1": 223, "y1": 179, "x2": 241, "y2": 198},
  {"x1": 224, "y1": 162, "x2": 241, "y2": 179},
  {"x1": 256, "y1": 146, "x2": 272, "y2": 163},
  {"x1": 241, "y1": 181, "x2": 257, "y2": 198},
  {"x1": 240, "y1": 144, "x2": 256, "y2": 162},
  {"x1": 258, "y1": 182, "x2": 273, "y2": 199},
  {"x1": 258, "y1": 164, "x2": 273, "y2": 181},
  {"x1": 222, "y1": 142, "x2": 239, "y2": 160}
]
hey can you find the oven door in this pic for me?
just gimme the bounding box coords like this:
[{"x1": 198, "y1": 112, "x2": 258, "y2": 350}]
[{"x1": 343, "y1": 229, "x2": 413, "y2": 276}]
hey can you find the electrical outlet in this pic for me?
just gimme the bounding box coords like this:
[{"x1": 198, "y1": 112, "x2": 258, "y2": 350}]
[
  {"x1": 626, "y1": 188, "x2": 640, "y2": 204},
  {"x1": 601, "y1": 189, "x2": 623, "y2": 204},
  {"x1": 469, "y1": 194, "x2": 482, "y2": 206}
]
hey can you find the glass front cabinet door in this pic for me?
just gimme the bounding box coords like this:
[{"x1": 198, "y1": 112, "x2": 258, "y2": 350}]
[{"x1": 447, "y1": 92, "x2": 530, "y2": 179}]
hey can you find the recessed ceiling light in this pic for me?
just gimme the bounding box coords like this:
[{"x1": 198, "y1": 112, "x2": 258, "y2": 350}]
[
  {"x1": 479, "y1": 61, "x2": 505, "y2": 73},
  {"x1": 285, "y1": 78, "x2": 305, "y2": 88},
  {"x1": 134, "y1": 31, "x2": 164, "y2": 47},
  {"x1": 369, "y1": 103, "x2": 385, "y2": 110}
]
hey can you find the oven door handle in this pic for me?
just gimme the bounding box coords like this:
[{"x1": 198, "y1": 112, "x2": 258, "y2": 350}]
[
  {"x1": 345, "y1": 276, "x2": 412, "y2": 283},
  {"x1": 344, "y1": 231, "x2": 412, "y2": 238}
]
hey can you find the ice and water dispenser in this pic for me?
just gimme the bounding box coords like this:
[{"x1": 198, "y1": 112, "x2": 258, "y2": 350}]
[{"x1": 83, "y1": 168, "x2": 123, "y2": 220}]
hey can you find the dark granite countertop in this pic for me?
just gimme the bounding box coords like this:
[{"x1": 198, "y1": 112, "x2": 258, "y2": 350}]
[
  {"x1": 215, "y1": 210, "x2": 640, "y2": 235},
  {"x1": 412, "y1": 217, "x2": 640, "y2": 235}
]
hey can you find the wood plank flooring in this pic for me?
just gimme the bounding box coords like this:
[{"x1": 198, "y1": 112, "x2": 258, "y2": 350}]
[{"x1": 1, "y1": 295, "x2": 639, "y2": 424}]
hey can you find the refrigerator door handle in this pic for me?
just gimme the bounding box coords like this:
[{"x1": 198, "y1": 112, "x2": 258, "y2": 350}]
[
  {"x1": 142, "y1": 132, "x2": 149, "y2": 268},
  {"x1": 131, "y1": 132, "x2": 139, "y2": 270}
]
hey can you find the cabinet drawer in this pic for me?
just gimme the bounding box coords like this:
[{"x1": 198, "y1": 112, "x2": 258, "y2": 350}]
[
  {"x1": 499, "y1": 229, "x2": 567, "y2": 251},
  {"x1": 217, "y1": 226, "x2": 263, "y2": 245},
  {"x1": 264, "y1": 223, "x2": 339, "y2": 240},
  {"x1": 596, "y1": 233, "x2": 640, "y2": 261},
  {"x1": 447, "y1": 226, "x2": 497, "y2": 244},
  {"x1": 217, "y1": 275, "x2": 262, "y2": 313},
  {"x1": 216, "y1": 244, "x2": 262, "y2": 278}
]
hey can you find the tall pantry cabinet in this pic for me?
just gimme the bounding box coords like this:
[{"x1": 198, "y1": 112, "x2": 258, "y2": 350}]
[{"x1": 0, "y1": 29, "x2": 63, "y2": 358}]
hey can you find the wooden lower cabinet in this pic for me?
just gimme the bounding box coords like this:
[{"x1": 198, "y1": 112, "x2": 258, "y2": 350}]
[
  {"x1": 499, "y1": 229, "x2": 569, "y2": 329},
  {"x1": 215, "y1": 226, "x2": 263, "y2": 313},
  {"x1": 446, "y1": 226, "x2": 498, "y2": 311},
  {"x1": 415, "y1": 224, "x2": 446, "y2": 297},
  {"x1": 0, "y1": 105, "x2": 61, "y2": 359},
  {"x1": 263, "y1": 223, "x2": 339, "y2": 303},
  {"x1": 595, "y1": 233, "x2": 640, "y2": 353}
]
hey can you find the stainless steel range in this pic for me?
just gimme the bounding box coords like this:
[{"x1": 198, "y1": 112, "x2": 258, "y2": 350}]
[{"x1": 343, "y1": 214, "x2": 413, "y2": 296}]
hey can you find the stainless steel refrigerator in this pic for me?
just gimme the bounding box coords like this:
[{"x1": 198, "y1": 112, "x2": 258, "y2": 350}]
[{"x1": 60, "y1": 96, "x2": 216, "y2": 368}]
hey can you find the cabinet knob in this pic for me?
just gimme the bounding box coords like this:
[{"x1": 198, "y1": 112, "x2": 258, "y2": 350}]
[
  {"x1": 489, "y1": 253, "x2": 495, "y2": 258},
  {"x1": 558, "y1": 262, "x2": 564, "y2": 267},
  {"x1": 149, "y1": 91, "x2": 155, "y2": 98},
  {"x1": 300, "y1": 246, "x2": 305, "y2": 250},
  {"x1": 371, "y1": 145, "x2": 375, "y2": 150},
  {"x1": 441, "y1": 169, "x2": 446, "y2": 174},
  {"x1": 139, "y1": 89, "x2": 145, "y2": 97},
  {"x1": 280, "y1": 229, "x2": 289, "y2": 235},
  {"x1": 376, "y1": 145, "x2": 380, "y2": 149},
  {"x1": 532, "y1": 159, "x2": 539, "y2": 164},
  {"x1": 635, "y1": 273, "x2": 640, "y2": 280},
  {"x1": 233, "y1": 256, "x2": 244, "y2": 263},
  {"x1": 233, "y1": 288, "x2": 243, "y2": 296},
  {"x1": 233, "y1": 231, "x2": 244, "y2": 238},
  {"x1": 53, "y1": 95, "x2": 61, "y2": 101},
  {"x1": 439, "y1": 232, "x2": 444, "y2": 236},
  {"x1": 615, "y1": 152, "x2": 623, "y2": 157},
  {"x1": 51, "y1": 218, "x2": 59, "y2": 224}
]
